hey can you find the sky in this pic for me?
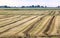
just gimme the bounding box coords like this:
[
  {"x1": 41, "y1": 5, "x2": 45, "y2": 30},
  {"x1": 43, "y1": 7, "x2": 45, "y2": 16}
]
[{"x1": 0, "y1": 0, "x2": 60, "y2": 7}]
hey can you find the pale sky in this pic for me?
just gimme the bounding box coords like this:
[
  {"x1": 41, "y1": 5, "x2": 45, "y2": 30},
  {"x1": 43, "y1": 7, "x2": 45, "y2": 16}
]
[{"x1": 0, "y1": 0, "x2": 60, "y2": 7}]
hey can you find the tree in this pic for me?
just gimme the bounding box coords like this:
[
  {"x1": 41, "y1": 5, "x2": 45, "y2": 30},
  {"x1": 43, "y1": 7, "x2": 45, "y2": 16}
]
[
  {"x1": 31, "y1": 5, "x2": 34, "y2": 8},
  {"x1": 45, "y1": 6, "x2": 47, "y2": 8},
  {"x1": 21, "y1": 6, "x2": 25, "y2": 8},
  {"x1": 4, "y1": 5, "x2": 8, "y2": 8},
  {"x1": 37, "y1": 5, "x2": 40, "y2": 8},
  {"x1": 41, "y1": 6, "x2": 44, "y2": 8},
  {"x1": 57, "y1": 6, "x2": 60, "y2": 8}
]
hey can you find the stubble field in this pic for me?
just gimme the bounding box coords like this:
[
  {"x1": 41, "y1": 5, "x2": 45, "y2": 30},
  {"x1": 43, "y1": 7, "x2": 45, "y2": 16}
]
[{"x1": 0, "y1": 9, "x2": 60, "y2": 38}]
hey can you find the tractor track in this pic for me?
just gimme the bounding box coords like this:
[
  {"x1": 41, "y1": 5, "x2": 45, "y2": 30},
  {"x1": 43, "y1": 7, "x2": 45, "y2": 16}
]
[
  {"x1": 43, "y1": 16, "x2": 55, "y2": 35},
  {"x1": 37, "y1": 11, "x2": 56, "y2": 36}
]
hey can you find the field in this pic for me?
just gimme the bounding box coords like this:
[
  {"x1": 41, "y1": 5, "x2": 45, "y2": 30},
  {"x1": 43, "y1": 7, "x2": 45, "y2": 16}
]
[{"x1": 0, "y1": 9, "x2": 60, "y2": 38}]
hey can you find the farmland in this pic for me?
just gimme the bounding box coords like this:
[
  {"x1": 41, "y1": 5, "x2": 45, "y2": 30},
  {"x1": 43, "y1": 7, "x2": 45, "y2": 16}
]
[{"x1": 0, "y1": 9, "x2": 60, "y2": 38}]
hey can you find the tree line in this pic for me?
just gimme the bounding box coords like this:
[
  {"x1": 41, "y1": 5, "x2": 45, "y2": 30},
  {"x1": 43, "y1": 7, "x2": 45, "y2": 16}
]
[
  {"x1": 21, "y1": 5, "x2": 47, "y2": 8},
  {"x1": 0, "y1": 5, "x2": 60, "y2": 8}
]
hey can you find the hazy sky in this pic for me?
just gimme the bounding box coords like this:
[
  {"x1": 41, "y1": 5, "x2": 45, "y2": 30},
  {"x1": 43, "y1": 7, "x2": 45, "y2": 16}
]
[{"x1": 0, "y1": 0, "x2": 60, "y2": 7}]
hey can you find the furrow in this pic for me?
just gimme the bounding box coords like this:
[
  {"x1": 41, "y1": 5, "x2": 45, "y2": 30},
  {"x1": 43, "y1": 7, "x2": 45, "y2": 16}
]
[
  {"x1": 0, "y1": 15, "x2": 20, "y2": 22},
  {"x1": 0, "y1": 15, "x2": 29, "y2": 27},
  {"x1": 43, "y1": 16, "x2": 55, "y2": 35},
  {"x1": 14, "y1": 16, "x2": 44, "y2": 36},
  {"x1": 28, "y1": 16, "x2": 52, "y2": 36},
  {"x1": 0, "y1": 16, "x2": 37, "y2": 37}
]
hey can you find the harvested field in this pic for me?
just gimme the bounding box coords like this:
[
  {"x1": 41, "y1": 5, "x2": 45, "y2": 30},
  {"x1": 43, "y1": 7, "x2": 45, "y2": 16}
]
[{"x1": 0, "y1": 9, "x2": 60, "y2": 38}]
